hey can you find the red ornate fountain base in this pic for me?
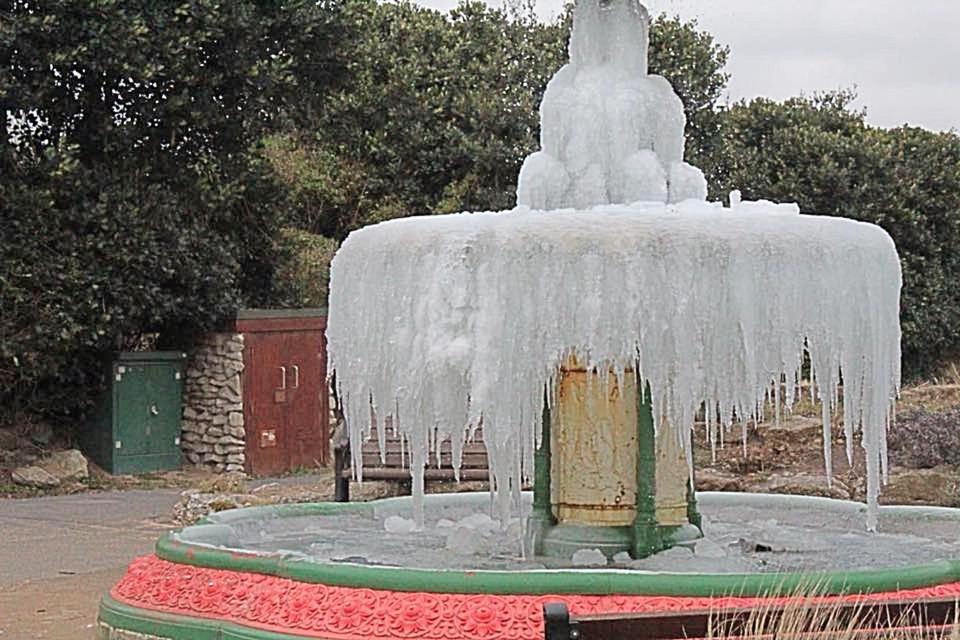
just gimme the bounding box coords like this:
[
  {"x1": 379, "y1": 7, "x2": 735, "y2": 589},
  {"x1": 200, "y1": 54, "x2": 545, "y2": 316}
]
[{"x1": 109, "y1": 556, "x2": 960, "y2": 640}]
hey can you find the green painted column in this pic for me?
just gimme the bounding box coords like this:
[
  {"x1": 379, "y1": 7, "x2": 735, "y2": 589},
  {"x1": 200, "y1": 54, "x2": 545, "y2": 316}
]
[
  {"x1": 631, "y1": 378, "x2": 664, "y2": 557},
  {"x1": 687, "y1": 476, "x2": 703, "y2": 530},
  {"x1": 526, "y1": 388, "x2": 555, "y2": 555}
]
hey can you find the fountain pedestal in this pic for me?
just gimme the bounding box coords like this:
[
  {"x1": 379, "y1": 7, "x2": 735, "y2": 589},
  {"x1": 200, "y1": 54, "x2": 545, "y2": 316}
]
[{"x1": 529, "y1": 358, "x2": 702, "y2": 560}]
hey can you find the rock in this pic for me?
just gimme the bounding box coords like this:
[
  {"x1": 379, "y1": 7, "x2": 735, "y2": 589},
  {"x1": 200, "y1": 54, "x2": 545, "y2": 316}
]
[
  {"x1": 757, "y1": 473, "x2": 849, "y2": 500},
  {"x1": 212, "y1": 414, "x2": 227, "y2": 426},
  {"x1": 696, "y1": 469, "x2": 745, "y2": 492},
  {"x1": 39, "y1": 449, "x2": 89, "y2": 482},
  {"x1": 0, "y1": 428, "x2": 17, "y2": 451},
  {"x1": 28, "y1": 422, "x2": 54, "y2": 445},
  {"x1": 183, "y1": 406, "x2": 198, "y2": 420},
  {"x1": 883, "y1": 468, "x2": 960, "y2": 506},
  {"x1": 761, "y1": 415, "x2": 823, "y2": 442},
  {"x1": 12, "y1": 465, "x2": 60, "y2": 488},
  {"x1": 228, "y1": 412, "x2": 244, "y2": 427}
]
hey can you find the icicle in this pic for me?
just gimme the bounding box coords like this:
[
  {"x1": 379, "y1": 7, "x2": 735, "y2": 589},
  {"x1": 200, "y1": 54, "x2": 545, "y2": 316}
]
[{"x1": 822, "y1": 394, "x2": 833, "y2": 488}]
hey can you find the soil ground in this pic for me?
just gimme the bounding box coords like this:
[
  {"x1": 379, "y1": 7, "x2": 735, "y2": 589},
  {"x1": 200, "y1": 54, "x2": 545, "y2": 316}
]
[{"x1": 0, "y1": 384, "x2": 958, "y2": 638}]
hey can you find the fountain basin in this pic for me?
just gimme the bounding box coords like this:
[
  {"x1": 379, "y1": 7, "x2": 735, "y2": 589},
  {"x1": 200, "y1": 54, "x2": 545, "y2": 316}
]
[{"x1": 100, "y1": 492, "x2": 960, "y2": 640}]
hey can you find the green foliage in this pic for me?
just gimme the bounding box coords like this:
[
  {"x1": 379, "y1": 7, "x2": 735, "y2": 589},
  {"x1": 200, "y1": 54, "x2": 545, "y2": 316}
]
[
  {"x1": 0, "y1": 0, "x2": 348, "y2": 418},
  {"x1": 266, "y1": 1, "x2": 730, "y2": 239},
  {"x1": 714, "y1": 91, "x2": 960, "y2": 376},
  {"x1": 274, "y1": 229, "x2": 340, "y2": 307}
]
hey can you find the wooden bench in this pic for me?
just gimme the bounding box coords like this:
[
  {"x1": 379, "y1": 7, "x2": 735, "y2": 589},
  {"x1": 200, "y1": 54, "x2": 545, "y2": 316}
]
[
  {"x1": 333, "y1": 425, "x2": 490, "y2": 502},
  {"x1": 542, "y1": 597, "x2": 959, "y2": 640}
]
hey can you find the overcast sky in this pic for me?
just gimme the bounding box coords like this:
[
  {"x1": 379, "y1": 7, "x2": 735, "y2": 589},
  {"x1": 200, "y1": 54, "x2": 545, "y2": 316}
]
[{"x1": 413, "y1": 0, "x2": 960, "y2": 132}]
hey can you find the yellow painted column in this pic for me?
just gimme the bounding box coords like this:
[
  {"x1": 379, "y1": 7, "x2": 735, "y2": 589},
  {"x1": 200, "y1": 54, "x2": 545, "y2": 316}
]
[
  {"x1": 551, "y1": 357, "x2": 638, "y2": 527},
  {"x1": 654, "y1": 419, "x2": 691, "y2": 526}
]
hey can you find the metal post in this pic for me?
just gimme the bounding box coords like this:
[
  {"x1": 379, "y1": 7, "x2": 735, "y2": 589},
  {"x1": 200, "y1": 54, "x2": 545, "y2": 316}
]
[{"x1": 334, "y1": 441, "x2": 350, "y2": 502}]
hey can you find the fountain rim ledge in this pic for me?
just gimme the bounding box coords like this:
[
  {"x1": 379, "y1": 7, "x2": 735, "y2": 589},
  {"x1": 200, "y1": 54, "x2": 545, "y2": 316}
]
[{"x1": 157, "y1": 492, "x2": 960, "y2": 598}]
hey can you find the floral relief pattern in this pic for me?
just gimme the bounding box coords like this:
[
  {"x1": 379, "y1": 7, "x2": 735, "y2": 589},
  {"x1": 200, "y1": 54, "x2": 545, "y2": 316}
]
[{"x1": 111, "y1": 555, "x2": 960, "y2": 640}]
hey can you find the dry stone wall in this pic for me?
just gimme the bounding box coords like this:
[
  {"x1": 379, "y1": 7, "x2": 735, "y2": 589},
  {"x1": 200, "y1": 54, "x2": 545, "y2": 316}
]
[{"x1": 181, "y1": 334, "x2": 246, "y2": 473}]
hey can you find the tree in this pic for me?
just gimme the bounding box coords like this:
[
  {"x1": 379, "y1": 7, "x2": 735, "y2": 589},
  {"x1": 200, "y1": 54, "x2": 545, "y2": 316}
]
[
  {"x1": 713, "y1": 91, "x2": 960, "y2": 376},
  {"x1": 264, "y1": 2, "x2": 730, "y2": 239},
  {"x1": 0, "y1": 0, "x2": 348, "y2": 418}
]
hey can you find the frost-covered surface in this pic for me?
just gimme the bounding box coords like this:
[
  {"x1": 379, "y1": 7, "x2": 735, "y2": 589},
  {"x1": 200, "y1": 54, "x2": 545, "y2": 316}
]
[
  {"x1": 182, "y1": 494, "x2": 960, "y2": 573},
  {"x1": 327, "y1": 202, "x2": 902, "y2": 529},
  {"x1": 516, "y1": 0, "x2": 707, "y2": 209}
]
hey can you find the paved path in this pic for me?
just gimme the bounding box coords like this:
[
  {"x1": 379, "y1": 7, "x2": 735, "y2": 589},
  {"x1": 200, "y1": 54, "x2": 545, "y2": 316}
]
[{"x1": 0, "y1": 489, "x2": 182, "y2": 639}]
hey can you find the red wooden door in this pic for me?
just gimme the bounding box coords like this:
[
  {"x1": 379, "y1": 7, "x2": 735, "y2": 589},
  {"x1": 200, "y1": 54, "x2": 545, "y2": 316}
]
[
  {"x1": 236, "y1": 312, "x2": 329, "y2": 476},
  {"x1": 284, "y1": 329, "x2": 329, "y2": 469}
]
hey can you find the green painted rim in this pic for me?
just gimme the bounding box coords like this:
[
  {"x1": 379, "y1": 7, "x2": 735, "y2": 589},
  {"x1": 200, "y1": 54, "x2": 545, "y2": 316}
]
[
  {"x1": 99, "y1": 595, "x2": 320, "y2": 640},
  {"x1": 158, "y1": 494, "x2": 960, "y2": 598}
]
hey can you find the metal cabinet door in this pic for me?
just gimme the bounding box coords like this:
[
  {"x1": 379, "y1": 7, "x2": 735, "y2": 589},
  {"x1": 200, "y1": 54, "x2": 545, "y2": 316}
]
[
  {"x1": 115, "y1": 364, "x2": 151, "y2": 456},
  {"x1": 143, "y1": 362, "x2": 183, "y2": 456}
]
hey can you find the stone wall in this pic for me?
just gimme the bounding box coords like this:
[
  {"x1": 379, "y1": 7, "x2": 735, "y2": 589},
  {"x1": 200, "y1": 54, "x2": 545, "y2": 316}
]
[{"x1": 181, "y1": 334, "x2": 246, "y2": 473}]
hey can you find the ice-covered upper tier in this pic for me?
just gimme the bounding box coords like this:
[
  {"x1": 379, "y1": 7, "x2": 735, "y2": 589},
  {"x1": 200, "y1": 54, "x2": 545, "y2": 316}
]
[
  {"x1": 327, "y1": 203, "x2": 902, "y2": 530},
  {"x1": 517, "y1": 0, "x2": 708, "y2": 209}
]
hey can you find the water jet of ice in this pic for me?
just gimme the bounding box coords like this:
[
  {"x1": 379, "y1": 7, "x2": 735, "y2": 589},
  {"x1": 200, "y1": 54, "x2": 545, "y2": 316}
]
[{"x1": 516, "y1": 0, "x2": 707, "y2": 209}]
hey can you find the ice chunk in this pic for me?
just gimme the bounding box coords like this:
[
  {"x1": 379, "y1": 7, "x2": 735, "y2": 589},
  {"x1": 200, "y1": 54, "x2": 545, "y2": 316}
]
[
  {"x1": 436, "y1": 518, "x2": 457, "y2": 529},
  {"x1": 612, "y1": 551, "x2": 633, "y2": 564},
  {"x1": 571, "y1": 549, "x2": 608, "y2": 566},
  {"x1": 668, "y1": 162, "x2": 708, "y2": 203},
  {"x1": 445, "y1": 526, "x2": 485, "y2": 555},
  {"x1": 384, "y1": 516, "x2": 417, "y2": 535},
  {"x1": 694, "y1": 539, "x2": 728, "y2": 559},
  {"x1": 457, "y1": 513, "x2": 498, "y2": 533}
]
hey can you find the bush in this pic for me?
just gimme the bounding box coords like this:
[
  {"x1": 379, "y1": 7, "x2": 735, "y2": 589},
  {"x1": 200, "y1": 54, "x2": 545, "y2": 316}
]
[
  {"x1": 887, "y1": 407, "x2": 960, "y2": 469},
  {"x1": 714, "y1": 92, "x2": 960, "y2": 377},
  {"x1": 273, "y1": 229, "x2": 340, "y2": 308}
]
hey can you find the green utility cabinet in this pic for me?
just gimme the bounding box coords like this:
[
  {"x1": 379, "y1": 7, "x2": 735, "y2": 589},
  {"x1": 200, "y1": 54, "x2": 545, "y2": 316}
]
[{"x1": 83, "y1": 352, "x2": 186, "y2": 474}]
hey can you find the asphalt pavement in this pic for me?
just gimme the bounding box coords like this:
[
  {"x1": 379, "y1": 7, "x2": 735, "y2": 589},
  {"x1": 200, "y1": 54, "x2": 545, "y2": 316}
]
[{"x1": 0, "y1": 489, "x2": 181, "y2": 587}]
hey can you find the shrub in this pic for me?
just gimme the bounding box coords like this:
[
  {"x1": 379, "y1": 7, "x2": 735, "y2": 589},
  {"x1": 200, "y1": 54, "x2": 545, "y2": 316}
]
[
  {"x1": 887, "y1": 407, "x2": 960, "y2": 469},
  {"x1": 273, "y1": 229, "x2": 340, "y2": 308}
]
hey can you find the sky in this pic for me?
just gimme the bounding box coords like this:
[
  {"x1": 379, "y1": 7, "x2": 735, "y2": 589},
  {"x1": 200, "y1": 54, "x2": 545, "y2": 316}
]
[{"x1": 413, "y1": 0, "x2": 960, "y2": 132}]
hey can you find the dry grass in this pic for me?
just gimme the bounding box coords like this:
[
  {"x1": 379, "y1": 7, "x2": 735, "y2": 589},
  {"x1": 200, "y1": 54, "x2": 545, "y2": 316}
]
[{"x1": 706, "y1": 586, "x2": 960, "y2": 640}]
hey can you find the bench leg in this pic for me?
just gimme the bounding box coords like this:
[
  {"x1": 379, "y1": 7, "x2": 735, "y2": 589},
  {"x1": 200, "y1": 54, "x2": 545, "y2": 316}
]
[
  {"x1": 543, "y1": 603, "x2": 577, "y2": 640},
  {"x1": 334, "y1": 444, "x2": 350, "y2": 502}
]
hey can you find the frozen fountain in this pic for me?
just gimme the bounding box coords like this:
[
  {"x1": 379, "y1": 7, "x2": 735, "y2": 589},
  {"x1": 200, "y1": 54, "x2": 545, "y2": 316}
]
[{"x1": 98, "y1": 2, "x2": 960, "y2": 639}]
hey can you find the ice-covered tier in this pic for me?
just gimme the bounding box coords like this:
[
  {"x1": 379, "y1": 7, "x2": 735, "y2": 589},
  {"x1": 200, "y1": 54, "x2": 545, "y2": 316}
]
[
  {"x1": 327, "y1": 202, "x2": 902, "y2": 529},
  {"x1": 516, "y1": 0, "x2": 707, "y2": 209}
]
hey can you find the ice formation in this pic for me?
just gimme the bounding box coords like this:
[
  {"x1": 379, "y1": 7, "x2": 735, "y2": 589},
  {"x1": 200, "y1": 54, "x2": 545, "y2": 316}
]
[
  {"x1": 326, "y1": 0, "x2": 902, "y2": 534},
  {"x1": 327, "y1": 202, "x2": 902, "y2": 531},
  {"x1": 516, "y1": 0, "x2": 707, "y2": 209}
]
